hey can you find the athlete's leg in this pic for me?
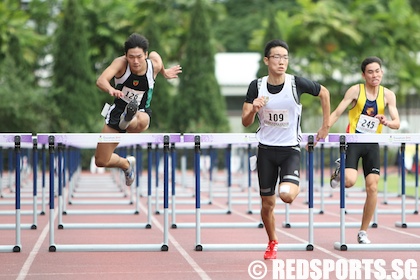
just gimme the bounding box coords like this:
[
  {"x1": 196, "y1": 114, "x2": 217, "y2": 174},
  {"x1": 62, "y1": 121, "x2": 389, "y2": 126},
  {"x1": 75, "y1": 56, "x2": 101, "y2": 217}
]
[
  {"x1": 360, "y1": 144, "x2": 380, "y2": 232},
  {"x1": 261, "y1": 194, "x2": 277, "y2": 241},
  {"x1": 360, "y1": 173, "x2": 379, "y2": 231},
  {"x1": 278, "y1": 147, "x2": 301, "y2": 204},
  {"x1": 344, "y1": 168, "x2": 358, "y2": 188},
  {"x1": 126, "y1": 111, "x2": 150, "y2": 133},
  {"x1": 95, "y1": 124, "x2": 129, "y2": 170},
  {"x1": 257, "y1": 145, "x2": 279, "y2": 243}
]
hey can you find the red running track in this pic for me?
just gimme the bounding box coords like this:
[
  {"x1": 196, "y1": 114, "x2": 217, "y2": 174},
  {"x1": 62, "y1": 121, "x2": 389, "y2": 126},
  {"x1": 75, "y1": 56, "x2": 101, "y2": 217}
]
[{"x1": 0, "y1": 170, "x2": 419, "y2": 280}]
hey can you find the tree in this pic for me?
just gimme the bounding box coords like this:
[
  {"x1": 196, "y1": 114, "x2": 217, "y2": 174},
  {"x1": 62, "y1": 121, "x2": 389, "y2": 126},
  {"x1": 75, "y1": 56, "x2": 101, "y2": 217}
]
[
  {"x1": 213, "y1": 0, "x2": 296, "y2": 52},
  {"x1": 132, "y1": 1, "x2": 182, "y2": 132},
  {"x1": 51, "y1": 0, "x2": 101, "y2": 132},
  {"x1": 255, "y1": 8, "x2": 286, "y2": 78},
  {"x1": 169, "y1": 0, "x2": 229, "y2": 133},
  {"x1": 0, "y1": 0, "x2": 45, "y2": 71},
  {"x1": 0, "y1": 0, "x2": 52, "y2": 133},
  {"x1": 0, "y1": 49, "x2": 56, "y2": 133}
]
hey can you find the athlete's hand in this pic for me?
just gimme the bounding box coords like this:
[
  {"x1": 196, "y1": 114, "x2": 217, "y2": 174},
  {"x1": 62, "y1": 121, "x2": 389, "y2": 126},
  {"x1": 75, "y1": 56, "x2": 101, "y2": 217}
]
[
  {"x1": 252, "y1": 97, "x2": 268, "y2": 113},
  {"x1": 163, "y1": 65, "x2": 182, "y2": 79},
  {"x1": 306, "y1": 126, "x2": 329, "y2": 150},
  {"x1": 316, "y1": 126, "x2": 329, "y2": 142},
  {"x1": 375, "y1": 114, "x2": 388, "y2": 126},
  {"x1": 108, "y1": 88, "x2": 124, "y2": 98}
]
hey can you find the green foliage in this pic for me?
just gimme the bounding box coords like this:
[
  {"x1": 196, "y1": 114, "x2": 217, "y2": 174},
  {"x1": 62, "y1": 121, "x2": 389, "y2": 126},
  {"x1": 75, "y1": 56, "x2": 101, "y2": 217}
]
[
  {"x1": 0, "y1": 55, "x2": 56, "y2": 133},
  {"x1": 255, "y1": 9, "x2": 286, "y2": 78},
  {"x1": 0, "y1": 0, "x2": 46, "y2": 72},
  {"x1": 51, "y1": 0, "x2": 101, "y2": 132},
  {"x1": 170, "y1": 0, "x2": 229, "y2": 133},
  {"x1": 2, "y1": 0, "x2": 420, "y2": 134}
]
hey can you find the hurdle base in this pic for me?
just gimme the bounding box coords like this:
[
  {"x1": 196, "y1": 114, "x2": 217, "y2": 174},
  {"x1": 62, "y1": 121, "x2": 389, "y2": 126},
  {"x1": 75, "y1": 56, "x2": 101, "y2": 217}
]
[
  {"x1": 169, "y1": 209, "x2": 232, "y2": 215},
  {"x1": 0, "y1": 224, "x2": 38, "y2": 230},
  {"x1": 282, "y1": 222, "x2": 369, "y2": 228},
  {"x1": 49, "y1": 243, "x2": 167, "y2": 252},
  {"x1": 172, "y1": 222, "x2": 264, "y2": 229},
  {"x1": 58, "y1": 223, "x2": 151, "y2": 229},
  {"x1": 334, "y1": 242, "x2": 420, "y2": 251},
  {"x1": 196, "y1": 243, "x2": 311, "y2": 251},
  {"x1": 395, "y1": 222, "x2": 420, "y2": 228},
  {"x1": 63, "y1": 209, "x2": 139, "y2": 215},
  {"x1": 68, "y1": 200, "x2": 133, "y2": 205},
  {"x1": 0, "y1": 245, "x2": 22, "y2": 253},
  {"x1": 395, "y1": 222, "x2": 407, "y2": 228}
]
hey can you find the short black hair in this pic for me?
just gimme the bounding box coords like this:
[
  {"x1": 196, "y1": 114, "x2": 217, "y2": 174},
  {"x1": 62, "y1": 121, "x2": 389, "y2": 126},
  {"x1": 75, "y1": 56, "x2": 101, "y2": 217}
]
[
  {"x1": 264, "y1": 39, "x2": 289, "y2": 58},
  {"x1": 124, "y1": 33, "x2": 149, "y2": 54},
  {"x1": 361, "y1": 56, "x2": 382, "y2": 73}
]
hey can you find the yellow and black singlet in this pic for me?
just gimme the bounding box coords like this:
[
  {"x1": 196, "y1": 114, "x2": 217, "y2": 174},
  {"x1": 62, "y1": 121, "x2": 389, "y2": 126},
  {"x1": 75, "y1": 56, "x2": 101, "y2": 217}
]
[{"x1": 347, "y1": 84, "x2": 385, "y2": 134}]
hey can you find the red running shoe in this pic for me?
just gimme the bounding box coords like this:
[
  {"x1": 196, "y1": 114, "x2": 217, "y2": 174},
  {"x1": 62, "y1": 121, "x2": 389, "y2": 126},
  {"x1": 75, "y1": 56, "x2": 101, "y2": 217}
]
[{"x1": 264, "y1": 240, "x2": 278, "y2": 260}]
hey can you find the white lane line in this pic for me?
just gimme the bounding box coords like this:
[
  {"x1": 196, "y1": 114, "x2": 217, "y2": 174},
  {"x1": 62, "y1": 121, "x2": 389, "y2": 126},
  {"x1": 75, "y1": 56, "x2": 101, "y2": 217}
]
[
  {"x1": 16, "y1": 209, "x2": 58, "y2": 280},
  {"x1": 140, "y1": 204, "x2": 211, "y2": 280}
]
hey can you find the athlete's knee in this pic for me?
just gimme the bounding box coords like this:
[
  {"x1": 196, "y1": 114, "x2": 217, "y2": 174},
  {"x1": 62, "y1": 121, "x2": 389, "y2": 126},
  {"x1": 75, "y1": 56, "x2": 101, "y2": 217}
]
[
  {"x1": 261, "y1": 196, "x2": 276, "y2": 211},
  {"x1": 279, "y1": 184, "x2": 299, "y2": 204},
  {"x1": 95, "y1": 156, "x2": 107, "y2": 168},
  {"x1": 365, "y1": 184, "x2": 378, "y2": 196},
  {"x1": 345, "y1": 176, "x2": 357, "y2": 188}
]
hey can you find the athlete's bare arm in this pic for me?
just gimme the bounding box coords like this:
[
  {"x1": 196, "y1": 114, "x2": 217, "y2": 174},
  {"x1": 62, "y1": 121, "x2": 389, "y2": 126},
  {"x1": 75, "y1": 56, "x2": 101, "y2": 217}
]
[
  {"x1": 375, "y1": 88, "x2": 400, "y2": 129},
  {"x1": 96, "y1": 56, "x2": 126, "y2": 98},
  {"x1": 149, "y1": 51, "x2": 182, "y2": 80},
  {"x1": 329, "y1": 84, "x2": 359, "y2": 128},
  {"x1": 316, "y1": 85, "x2": 331, "y2": 141}
]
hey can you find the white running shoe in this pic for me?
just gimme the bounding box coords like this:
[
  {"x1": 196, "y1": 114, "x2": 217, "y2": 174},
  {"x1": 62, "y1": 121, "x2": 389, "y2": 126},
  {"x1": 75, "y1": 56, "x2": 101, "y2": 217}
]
[
  {"x1": 119, "y1": 100, "x2": 138, "y2": 130},
  {"x1": 357, "y1": 231, "x2": 371, "y2": 244},
  {"x1": 124, "y1": 156, "x2": 136, "y2": 186},
  {"x1": 330, "y1": 158, "x2": 340, "y2": 189}
]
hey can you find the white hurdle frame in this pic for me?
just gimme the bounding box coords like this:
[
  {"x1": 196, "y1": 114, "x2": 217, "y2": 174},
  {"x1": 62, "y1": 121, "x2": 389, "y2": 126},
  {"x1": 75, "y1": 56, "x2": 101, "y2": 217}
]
[
  {"x1": 39, "y1": 133, "x2": 179, "y2": 252},
  {"x1": 183, "y1": 133, "x2": 315, "y2": 252},
  {"x1": 0, "y1": 138, "x2": 41, "y2": 228},
  {"x1": 0, "y1": 134, "x2": 33, "y2": 253},
  {"x1": 395, "y1": 142, "x2": 420, "y2": 228},
  {"x1": 331, "y1": 133, "x2": 420, "y2": 251}
]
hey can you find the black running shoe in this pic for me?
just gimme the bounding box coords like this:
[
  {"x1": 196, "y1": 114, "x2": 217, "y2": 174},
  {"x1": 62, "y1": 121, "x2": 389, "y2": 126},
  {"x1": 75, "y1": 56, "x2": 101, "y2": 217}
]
[{"x1": 119, "y1": 100, "x2": 138, "y2": 130}]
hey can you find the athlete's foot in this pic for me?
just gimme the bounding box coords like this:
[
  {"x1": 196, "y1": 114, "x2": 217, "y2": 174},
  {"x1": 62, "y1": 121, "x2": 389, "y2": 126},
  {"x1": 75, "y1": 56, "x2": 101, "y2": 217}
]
[
  {"x1": 119, "y1": 100, "x2": 138, "y2": 130},
  {"x1": 263, "y1": 240, "x2": 278, "y2": 260},
  {"x1": 357, "y1": 230, "x2": 371, "y2": 244},
  {"x1": 124, "y1": 156, "x2": 136, "y2": 186},
  {"x1": 330, "y1": 158, "x2": 340, "y2": 189}
]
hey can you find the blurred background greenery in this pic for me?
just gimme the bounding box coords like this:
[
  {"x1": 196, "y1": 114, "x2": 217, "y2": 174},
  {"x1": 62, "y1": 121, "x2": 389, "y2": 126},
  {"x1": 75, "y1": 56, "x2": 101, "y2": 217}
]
[{"x1": 1, "y1": 0, "x2": 420, "y2": 135}]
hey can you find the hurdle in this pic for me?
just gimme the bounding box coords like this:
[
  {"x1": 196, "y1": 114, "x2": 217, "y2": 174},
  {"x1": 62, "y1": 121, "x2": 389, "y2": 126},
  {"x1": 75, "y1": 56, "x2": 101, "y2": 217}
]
[
  {"x1": 40, "y1": 133, "x2": 178, "y2": 252},
  {"x1": 0, "y1": 134, "x2": 33, "y2": 252},
  {"x1": 0, "y1": 136, "x2": 41, "y2": 230},
  {"x1": 171, "y1": 134, "x2": 263, "y2": 230},
  {"x1": 36, "y1": 134, "x2": 151, "y2": 221},
  {"x1": 39, "y1": 134, "x2": 169, "y2": 226},
  {"x1": 284, "y1": 139, "x2": 374, "y2": 229},
  {"x1": 395, "y1": 143, "x2": 420, "y2": 228},
  {"x1": 169, "y1": 142, "x2": 260, "y2": 218},
  {"x1": 62, "y1": 146, "x2": 136, "y2": 215},
  {"x1": 344, "y1": 143, "x2": 418, "y2": 216},
  {"x1": 66, "y1": 145, "x2": 134, "y2": 207},
  {"x1": 332, "y1": 133, "x2": 420, "y2": 251},
  {"x1": 181, "y1": 133, "x2": 314, "y2": 252}
]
